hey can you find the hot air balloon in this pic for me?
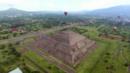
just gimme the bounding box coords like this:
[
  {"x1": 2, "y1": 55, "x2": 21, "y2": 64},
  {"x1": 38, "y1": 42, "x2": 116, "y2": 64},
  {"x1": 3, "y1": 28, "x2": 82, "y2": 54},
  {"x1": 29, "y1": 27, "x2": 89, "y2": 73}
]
[{"x1": 64, "y1": 11, "x2": 68, "y2": 16}]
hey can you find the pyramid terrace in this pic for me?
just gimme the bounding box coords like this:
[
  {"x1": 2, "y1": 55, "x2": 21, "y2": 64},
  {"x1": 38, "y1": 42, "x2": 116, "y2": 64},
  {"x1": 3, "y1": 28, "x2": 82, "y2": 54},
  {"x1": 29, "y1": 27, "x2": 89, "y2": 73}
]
[{"x1": 28, "y1": 30, "x2": 96, "y2": 66}]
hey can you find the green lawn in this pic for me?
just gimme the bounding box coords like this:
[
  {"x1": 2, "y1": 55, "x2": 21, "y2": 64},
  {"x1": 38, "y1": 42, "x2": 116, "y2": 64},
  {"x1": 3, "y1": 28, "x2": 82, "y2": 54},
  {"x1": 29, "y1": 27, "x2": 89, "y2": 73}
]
[
  {"x1": 76, "y1": 40, "x2": 110, "y2": 73},
  {"x1": 24, "y1": 51, "x2": 65, "y2": 73},
  {"x1": 0, "y1": 44, "x2": 21, "y2": 73},
  {"x1": 72, "y1": 25, "x2": 130, "y2": 73}
]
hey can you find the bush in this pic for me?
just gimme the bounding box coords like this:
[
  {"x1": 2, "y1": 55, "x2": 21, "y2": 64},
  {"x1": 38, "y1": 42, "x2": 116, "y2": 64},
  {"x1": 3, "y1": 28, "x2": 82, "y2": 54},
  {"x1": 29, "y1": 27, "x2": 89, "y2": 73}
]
[{"x1": 0, "y1": 45, "x2": 5, "y2": 49}]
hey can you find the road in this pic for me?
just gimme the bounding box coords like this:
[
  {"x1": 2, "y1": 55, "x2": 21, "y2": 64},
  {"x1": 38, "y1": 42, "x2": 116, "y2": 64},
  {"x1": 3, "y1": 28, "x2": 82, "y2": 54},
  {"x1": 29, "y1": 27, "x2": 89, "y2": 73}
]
[{"x1": 0, "y1": 24, "x2": 79, "y2": 45}]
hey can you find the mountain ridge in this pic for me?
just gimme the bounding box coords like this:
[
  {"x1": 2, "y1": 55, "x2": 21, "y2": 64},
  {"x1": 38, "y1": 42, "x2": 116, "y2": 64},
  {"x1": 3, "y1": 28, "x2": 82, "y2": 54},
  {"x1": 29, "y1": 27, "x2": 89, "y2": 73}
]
[
  {"x1": 86, "y1": 5, "x2": 130, "y2": 18},
  {"x1": 0, "y1": 5, "x2": 130, "y2": 18}
]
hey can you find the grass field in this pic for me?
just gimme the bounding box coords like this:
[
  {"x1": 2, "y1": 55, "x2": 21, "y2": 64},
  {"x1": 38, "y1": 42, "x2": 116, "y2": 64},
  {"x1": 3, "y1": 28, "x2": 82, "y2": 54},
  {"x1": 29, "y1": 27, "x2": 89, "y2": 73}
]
[
  {"x1": 0, "y1": 43, "x2": 22, "y2": 73},
  {"x1": 1, "y1": 25, "x2": 130, "y2": 73},
  {"x1": 72, "y1": 25, "x2": 130, "y2": 73},
  {"x1": 23, "y1": 51, "x2": 65, "y2": 73}
]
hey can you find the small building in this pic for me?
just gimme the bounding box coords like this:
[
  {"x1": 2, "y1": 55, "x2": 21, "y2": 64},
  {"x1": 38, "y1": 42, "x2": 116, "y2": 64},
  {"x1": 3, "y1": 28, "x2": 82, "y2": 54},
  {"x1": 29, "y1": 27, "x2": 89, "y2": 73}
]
[
  {"x1": 29, "y1": 30, "x2": 96, "y2": 66},
  {"x1": 9, "y1": 68, "x2": 23, "y2": 73},
  {"x1": 10, "y1": 28, "x2": 18, "y2": 32}
]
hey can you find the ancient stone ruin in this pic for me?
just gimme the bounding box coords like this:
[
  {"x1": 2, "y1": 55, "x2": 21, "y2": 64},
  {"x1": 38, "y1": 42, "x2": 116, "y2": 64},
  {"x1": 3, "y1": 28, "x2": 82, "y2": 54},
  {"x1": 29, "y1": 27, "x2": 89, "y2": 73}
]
[{"x1": 29, "y1": 30, "x2": 96, "y2": 66}]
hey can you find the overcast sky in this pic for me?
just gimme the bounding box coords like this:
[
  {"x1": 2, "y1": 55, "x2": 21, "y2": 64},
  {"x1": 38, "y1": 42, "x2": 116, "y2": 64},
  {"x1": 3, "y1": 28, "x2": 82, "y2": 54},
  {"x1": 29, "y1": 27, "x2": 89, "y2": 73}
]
[{"x1": 0, "y1": 0, "x2": 130, "y2": 11}]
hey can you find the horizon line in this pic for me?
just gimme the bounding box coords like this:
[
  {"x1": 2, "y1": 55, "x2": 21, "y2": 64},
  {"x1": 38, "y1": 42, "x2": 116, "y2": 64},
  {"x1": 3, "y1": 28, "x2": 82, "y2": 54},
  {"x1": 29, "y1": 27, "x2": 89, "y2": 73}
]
[{"x1": 0, "y1": 4, "x2": 130, "y2": 12}]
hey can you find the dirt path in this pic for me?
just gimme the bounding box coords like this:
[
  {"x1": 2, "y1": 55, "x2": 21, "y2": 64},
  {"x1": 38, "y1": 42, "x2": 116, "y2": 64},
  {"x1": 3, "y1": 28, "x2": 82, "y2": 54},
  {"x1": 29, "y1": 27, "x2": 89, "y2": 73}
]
[
  {"x1": 0, "y1": 24, "x2": 79, "y2": 45},
  {"x1": 128, "y1": 65, "x2": 130, "y2": 73}
]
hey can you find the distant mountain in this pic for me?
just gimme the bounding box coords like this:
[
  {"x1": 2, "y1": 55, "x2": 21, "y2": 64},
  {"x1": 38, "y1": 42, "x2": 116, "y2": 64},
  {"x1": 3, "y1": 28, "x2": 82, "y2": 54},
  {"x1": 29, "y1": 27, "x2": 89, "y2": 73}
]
[
  {"x1": 0, "y1": 8, "x2": 64, "y2": 17},
  {"x1": 0, "y1": 5, "x2": 130, "y2": 18},
  {"x1": 0, "y1": 8, "x2": 31, "y2": 17},
  {"x1": 86, "y1": 5, "x2": 130, "y2": 18}
]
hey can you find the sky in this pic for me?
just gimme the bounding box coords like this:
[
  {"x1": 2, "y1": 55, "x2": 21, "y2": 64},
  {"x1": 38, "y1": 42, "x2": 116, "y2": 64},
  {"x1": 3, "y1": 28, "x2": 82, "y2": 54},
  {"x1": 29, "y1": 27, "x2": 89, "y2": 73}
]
[{"x1": 0, "y1": 0, "x2": 130, "y2": 11}]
